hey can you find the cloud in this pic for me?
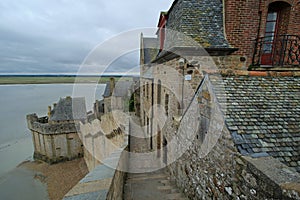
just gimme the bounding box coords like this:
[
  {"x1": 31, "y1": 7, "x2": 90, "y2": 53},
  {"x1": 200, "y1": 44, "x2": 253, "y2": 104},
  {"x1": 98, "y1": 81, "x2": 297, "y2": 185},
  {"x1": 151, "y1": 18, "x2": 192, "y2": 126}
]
[{"x1": 0, "y1": 0, "x2": 172, "y2": 74}]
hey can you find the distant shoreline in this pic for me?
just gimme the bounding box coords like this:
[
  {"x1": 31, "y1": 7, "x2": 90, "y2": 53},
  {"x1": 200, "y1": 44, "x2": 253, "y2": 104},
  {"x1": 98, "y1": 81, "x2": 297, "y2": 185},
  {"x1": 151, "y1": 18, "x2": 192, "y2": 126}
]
[{"x1": 0, "y1": 75, "x2": 135, "y2": 85}]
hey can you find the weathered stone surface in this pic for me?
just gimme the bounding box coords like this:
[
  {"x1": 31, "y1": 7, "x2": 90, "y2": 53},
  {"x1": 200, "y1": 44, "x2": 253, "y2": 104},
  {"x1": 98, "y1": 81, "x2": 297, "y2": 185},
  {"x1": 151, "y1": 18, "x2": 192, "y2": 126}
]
[
  {"x1": 27, "y1": 113, "x2": 84, "y2": 164},
  {"x1": 166, "y1": 0, "x2": 229, "y2": 48},
  {"x1": 165, "y1": 74, "x2": 300, "y2": 199}
]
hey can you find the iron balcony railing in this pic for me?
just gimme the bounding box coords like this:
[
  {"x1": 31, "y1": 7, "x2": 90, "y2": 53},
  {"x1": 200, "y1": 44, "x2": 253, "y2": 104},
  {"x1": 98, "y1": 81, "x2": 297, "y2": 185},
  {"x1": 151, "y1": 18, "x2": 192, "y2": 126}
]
[{"x1": 252, "y1": 34, "x2": 300, "y2": 67}]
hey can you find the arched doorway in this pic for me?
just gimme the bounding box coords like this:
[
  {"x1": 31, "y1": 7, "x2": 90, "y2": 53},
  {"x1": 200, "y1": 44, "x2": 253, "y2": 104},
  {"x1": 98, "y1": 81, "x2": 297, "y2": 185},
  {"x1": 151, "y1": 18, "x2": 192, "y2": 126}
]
[{"x1": 261, "y1": 1, "x2": 291, "y2": 65}]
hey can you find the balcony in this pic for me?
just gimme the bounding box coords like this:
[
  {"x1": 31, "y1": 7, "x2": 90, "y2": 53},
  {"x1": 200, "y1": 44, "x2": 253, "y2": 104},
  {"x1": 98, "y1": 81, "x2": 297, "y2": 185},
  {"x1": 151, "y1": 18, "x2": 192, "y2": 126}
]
[{"x1": 252, "y1": 35, "x2": 300, "y2": 69}]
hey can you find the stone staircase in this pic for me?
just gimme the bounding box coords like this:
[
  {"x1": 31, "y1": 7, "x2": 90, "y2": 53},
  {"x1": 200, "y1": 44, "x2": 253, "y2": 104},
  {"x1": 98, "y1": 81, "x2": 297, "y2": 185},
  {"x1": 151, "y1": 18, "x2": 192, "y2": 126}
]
[
  {"x1": 124, "y1": 115, "x2": 188, "y2": 199},
  {"x1": 124, "y1": 169, "x2": 188, "y2": 200}
]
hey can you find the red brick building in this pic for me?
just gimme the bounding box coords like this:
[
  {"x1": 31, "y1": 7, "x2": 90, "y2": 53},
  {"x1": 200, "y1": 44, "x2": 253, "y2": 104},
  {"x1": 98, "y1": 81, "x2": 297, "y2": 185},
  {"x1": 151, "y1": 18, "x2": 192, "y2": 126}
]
[
  {"x1": 225, "y1": 0, "x2": 300, "y2": 67},
  {"x1": 155, "y1": 0, "x2": 300, "y2": 68}
]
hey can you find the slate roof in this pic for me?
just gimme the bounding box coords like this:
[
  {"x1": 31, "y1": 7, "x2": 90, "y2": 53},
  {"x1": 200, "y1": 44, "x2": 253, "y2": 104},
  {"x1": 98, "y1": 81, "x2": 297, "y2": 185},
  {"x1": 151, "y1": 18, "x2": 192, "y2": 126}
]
[
  {"x1": 103, "y1": 81, "x2": 133, "y2": 98},
  {"x1": 49, "y1": 97, "x2": 87, "y2": 122},
  {"x1": 210, "y1": 75, "x2": 300, "y2": 172},
  {"x1": 142, "y1": 37, "x2": 158, "y2": 64},
  {"x1": 165, "y1": 0, "x2": 229, "y2": 48}
]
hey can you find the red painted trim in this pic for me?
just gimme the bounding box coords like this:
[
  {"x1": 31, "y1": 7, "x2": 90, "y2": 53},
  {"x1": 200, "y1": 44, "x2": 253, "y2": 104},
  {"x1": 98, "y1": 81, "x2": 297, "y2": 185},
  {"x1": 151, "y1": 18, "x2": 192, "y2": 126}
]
[{"x1": 158, "y1": 14, "x2": 168, "y2": 51}]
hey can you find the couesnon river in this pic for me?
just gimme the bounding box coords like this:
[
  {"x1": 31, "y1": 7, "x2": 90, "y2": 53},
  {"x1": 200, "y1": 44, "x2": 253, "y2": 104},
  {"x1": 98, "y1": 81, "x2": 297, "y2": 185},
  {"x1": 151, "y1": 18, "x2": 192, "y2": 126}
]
[{"x1": 0, "y1": 83, "x2": 105, "y2": 175}]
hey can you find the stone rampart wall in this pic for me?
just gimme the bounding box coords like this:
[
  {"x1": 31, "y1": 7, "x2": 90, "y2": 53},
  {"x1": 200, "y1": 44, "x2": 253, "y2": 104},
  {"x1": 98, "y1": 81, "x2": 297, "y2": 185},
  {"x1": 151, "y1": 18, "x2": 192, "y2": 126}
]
[
  {"x1": 168, "y1": 123, "x2": 300, "y2": 199},
  {"x1": 63, "y1": 146, "x2": 129, "y2": 200},
  {"x1": 27, "y1": 114, "x2": 83, "y2": 163},
  {"x1": 78, "y1": 112, "x2": 128, "y2": 171},
  {"x1": 32, "y1": 130, "x2": 83, "y2": 164},
  {"x1": 27, "y1": 114, "x2": 77, "y2": 134},
  {"x1": 106, "y1": 147, "x2": 129, "y2": 200},
  {"x1": 27, "y1": 112, "x2": 128, "y2": 166},
  {"x1": 165, "y1": 77, "x2": 300, "y2": 199}
]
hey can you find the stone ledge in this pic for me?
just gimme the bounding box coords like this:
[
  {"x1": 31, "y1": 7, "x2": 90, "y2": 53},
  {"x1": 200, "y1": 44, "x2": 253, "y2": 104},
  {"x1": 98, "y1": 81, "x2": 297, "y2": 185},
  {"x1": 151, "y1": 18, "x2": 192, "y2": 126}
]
[
  {"x1": 242, "y1": 156, "x2": 300, "y2": 199},
  {"x1": 63, "y1": 145, "x2": 128, "y2": 200},
  {"x1": 65, "y1": 179, "x2": 112, "y2": 197}
]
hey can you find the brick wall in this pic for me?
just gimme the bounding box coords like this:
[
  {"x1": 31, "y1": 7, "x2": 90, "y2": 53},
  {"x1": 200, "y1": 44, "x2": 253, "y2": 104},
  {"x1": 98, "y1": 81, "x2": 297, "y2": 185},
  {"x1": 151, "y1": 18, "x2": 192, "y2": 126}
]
[
  {"x1": 288, "y1": 1, "x2": 300, "y2": 35},
  {"x1": 224, "y1": 0, "x2": 300, "y2": 66},
  {"x1": 224, "y1": 0, "x2": 260, "y2": 66}
]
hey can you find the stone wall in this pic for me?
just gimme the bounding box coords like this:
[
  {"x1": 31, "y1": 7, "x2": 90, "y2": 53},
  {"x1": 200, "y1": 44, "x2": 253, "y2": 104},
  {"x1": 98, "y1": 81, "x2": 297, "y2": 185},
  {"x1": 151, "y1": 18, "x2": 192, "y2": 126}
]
[
  {"x1": 168, "y1": 126, "x2": 300, "y2": 199},
  {"x1": 165, "y1": 76, "x2": 300, "y2": 199},
  {"x1": 99, "y1": 111, "x2": 126, "y2": 137},
  {"x1": 103, "y1": 96, "x2": 128, "y2": 114},
  {"x1": 140, "y1": 54, "x2": 246, "y2": 151},
  {"x1": 27, "y1": 114, "x2": 83, "y2": 164},
  {"x1": 106, "y1": 147, "x2": 129, "y2": 200},
  {"x1": 78, "y1": 111, "x2": 128, "y2": 171},
  {"x1": 27, "y1": 114, "x2": 78, "y2": 134},
  {"x1": 78, "y1": 120, "x2": 125, "y2": 172},
  {"x1": 63, "y1": 146, "x2": 129, "y2": 200}
]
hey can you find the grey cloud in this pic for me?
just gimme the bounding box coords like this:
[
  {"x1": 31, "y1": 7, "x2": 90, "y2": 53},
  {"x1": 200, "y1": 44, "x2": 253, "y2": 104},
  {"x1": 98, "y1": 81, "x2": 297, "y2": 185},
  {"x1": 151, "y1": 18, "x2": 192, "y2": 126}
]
[{"x1": 0, "y1": 0, "x2": 171, "y2": 74}]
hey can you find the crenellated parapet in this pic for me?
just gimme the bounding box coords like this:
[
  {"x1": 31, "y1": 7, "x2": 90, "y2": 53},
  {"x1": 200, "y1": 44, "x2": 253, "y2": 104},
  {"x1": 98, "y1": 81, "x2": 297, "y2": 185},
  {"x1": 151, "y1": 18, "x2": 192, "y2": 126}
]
[
  {"x1": 27, "y1": 113, "x2": 78, "y2": 135},
  {"x1": 26, "y1": 96, "x2": 87, "y2": 164},
  {"x1": 27, "y1": 113, "x2": 84, "y2": 164}
]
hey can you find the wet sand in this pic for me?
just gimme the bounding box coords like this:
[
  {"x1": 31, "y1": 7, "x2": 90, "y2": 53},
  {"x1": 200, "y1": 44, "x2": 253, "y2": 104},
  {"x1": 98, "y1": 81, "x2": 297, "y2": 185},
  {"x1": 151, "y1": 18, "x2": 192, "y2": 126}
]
[
  {"x1": 0, "y1": 158, "x2": 88, "y2": 200},
  {"x1": 20, "y1": 158, "x2": 88, "y2": 200}
]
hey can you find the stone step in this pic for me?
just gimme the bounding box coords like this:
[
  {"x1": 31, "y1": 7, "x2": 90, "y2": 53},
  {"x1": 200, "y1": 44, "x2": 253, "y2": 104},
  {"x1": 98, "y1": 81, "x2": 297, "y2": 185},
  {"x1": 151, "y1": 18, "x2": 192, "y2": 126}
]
[
  {"x1": 157, "y1": 185, "x2": 180, "y2": 194},
  {"x1": 157, "y1": 185, "x2": 173, "y2": 191},
  {"x1": 160, "y1": 179, "x2": 176, "y2": 185},
  {"x1": 127, "y1": 174, "x2": 169, "y2": 182},
  {"x1": 166, "y1": 193, "x2": 186, "y2": 199},
  {"x1": 128, "y1": 172, "x2": 167, "y2": 178}
]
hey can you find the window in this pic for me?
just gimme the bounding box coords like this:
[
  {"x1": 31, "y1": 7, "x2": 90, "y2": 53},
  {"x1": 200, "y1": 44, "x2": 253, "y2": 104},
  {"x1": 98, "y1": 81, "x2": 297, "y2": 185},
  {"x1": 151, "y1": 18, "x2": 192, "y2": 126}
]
[
  {"x1": 146, "y1": 82, "x2": 149, "y2": 99},
  {"x1": 157, "y1": 80, "x2": 162, "y2": 104},
  {"x1": 165, "y1": 94, "x2": 169, "y2": 116}
]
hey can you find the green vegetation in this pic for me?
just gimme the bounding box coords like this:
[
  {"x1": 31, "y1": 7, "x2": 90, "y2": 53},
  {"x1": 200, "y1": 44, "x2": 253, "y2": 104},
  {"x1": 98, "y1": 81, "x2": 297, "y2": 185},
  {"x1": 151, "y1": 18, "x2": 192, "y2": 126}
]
[{"x1": 0, "y1": 76, "x2": 133, "y2": 85}]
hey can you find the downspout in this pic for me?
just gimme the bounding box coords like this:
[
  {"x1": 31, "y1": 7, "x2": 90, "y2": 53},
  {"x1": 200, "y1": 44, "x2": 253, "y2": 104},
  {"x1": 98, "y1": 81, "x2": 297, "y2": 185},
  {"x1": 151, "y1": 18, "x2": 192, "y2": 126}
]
[
  {"x1": 257, "y1": 0, "x2": 262, "y2": 40},
  {"x1": 151, "y1": 79, "x2": 154, "y2": 150},
  {"x1": 222, "y1": 0, "x2": 227, "y2": 41},
  {"x1": 181, "y1": 68, "x2": 184, "y2": 114},
  {"x1": 252, "y1": 0, "x2": 263, "y2": 66}
]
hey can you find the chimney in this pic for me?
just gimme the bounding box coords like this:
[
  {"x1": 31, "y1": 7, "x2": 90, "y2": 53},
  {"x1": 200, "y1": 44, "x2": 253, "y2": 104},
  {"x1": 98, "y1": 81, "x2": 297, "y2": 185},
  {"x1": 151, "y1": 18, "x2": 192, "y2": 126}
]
[
  {"x1": 48, "y1": 106, "x2": 52, "y2": 118},
  {"x1": 110, "y1": 77, "x2": 115, "y2": 96}
]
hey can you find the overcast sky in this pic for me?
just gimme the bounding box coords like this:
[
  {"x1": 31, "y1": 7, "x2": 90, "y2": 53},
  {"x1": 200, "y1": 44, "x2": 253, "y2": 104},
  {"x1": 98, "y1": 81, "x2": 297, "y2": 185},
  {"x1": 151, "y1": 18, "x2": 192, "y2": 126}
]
[{"x1": 0, "y1": 0, "x2": 172, "y2": 74}]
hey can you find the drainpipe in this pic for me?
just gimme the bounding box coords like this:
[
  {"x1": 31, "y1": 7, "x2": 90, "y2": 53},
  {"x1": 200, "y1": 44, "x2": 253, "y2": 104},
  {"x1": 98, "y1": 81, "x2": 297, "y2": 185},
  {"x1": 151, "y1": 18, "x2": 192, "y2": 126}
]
[
  {"x1": 222, "y1": 0, "x2": 227, "y2": 40},
  {"x1": 253, "y1": 0, "x2": 263, "y2": 66},
  {"x1": 179, "y1": 58, "x2": 185, "y2": 115},
  {"x1": 151, "y1": 79, "x2": 154, "y2": 150}
]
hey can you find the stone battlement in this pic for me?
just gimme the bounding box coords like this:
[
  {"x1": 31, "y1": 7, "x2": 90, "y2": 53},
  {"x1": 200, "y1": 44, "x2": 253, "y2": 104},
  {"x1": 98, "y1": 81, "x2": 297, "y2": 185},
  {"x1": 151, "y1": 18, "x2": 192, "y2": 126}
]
[
  {"x1": 27, "y1": 113, "x2": 78, "y2": 135},
  {"x1": 27, "y1": 110, "x2": 84, "y2": 164}
]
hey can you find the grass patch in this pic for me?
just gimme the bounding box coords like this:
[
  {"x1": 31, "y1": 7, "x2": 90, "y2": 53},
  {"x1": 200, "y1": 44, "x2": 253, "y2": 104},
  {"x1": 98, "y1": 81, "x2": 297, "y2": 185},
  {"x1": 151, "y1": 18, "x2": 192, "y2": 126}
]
[{"x1": 0, "y1": 76, "x2": 133, "y2": 85}]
